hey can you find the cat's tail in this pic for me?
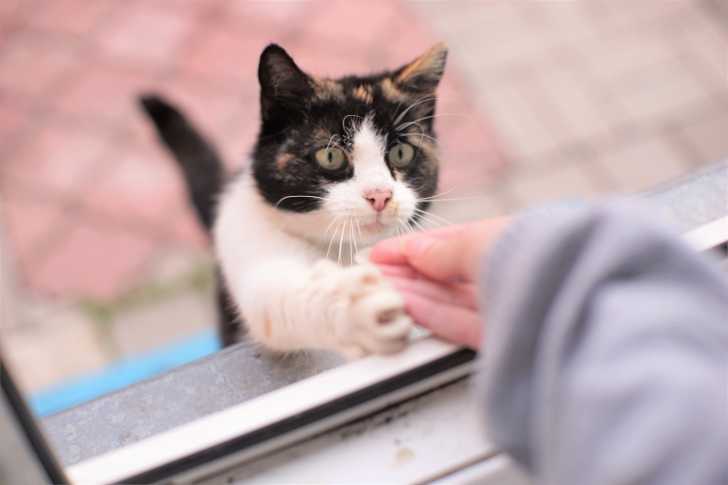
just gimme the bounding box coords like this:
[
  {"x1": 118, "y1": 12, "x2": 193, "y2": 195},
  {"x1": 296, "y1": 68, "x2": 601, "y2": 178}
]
[{"x1": 138, "y1": 94, "x2": 224, "y2": 231}]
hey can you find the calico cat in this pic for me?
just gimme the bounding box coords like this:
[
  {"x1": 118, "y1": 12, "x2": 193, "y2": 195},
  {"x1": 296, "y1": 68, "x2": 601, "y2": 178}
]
[{"x1": 141, "y1": 43, "x2": 447, "y2": 358}]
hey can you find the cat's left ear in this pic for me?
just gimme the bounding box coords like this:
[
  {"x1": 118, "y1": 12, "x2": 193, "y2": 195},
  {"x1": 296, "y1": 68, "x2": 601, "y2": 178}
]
[{"x1": 393, "y1": 43, "x2": 448, "y2": 93}]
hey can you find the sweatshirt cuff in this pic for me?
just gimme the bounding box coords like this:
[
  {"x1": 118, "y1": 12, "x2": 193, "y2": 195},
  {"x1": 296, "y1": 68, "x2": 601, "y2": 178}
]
[{"x1": 479, "y1": 201, "x2": 587, "y2": 339}]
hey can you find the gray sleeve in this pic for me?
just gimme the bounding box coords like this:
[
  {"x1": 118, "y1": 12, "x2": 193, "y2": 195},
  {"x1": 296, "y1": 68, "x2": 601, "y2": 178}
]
[{"x1": 477, "y1": 202, "x2": 728, "y2": 485}]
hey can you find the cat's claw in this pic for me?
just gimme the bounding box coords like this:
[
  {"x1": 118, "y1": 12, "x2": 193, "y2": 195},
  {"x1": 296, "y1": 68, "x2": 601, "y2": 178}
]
[{"x1": 332, "y1": 264, "x2": 413, "y2": 358}]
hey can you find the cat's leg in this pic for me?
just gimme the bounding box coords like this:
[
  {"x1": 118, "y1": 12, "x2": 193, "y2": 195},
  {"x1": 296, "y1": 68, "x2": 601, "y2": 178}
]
[
  {"x1": 214, "y1": 178, "x2": 413, "y2": 357},
  {"x1": 232, "y1": 259, "x2": 413, "y2": 357}
]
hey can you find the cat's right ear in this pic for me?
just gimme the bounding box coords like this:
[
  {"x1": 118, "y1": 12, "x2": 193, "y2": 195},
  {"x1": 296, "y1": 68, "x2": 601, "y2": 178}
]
[{"x1": 258, "y1": 44, "x2": 314, "y2": 120}]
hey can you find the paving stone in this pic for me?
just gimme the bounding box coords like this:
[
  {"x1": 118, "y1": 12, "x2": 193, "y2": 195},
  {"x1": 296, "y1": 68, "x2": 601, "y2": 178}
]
[
  {"x1": 226, "y1": 0, "x2": 309, "y2": 24},
  {"x1": 477, "y1": 79, "x2": 562, "y2": 162},
  {"x1": 520, "y1": 1, "x2": 596, "y2": 44},
  {"x1": 593, "y1": 134, "x2": 692, "y2": 193},
  {"x1": 94, "y1": 3, "x2": 197, "y2": 67},
  {"x1": 110, "y1": 289, "x2": 216, "y2": 357},
  {"x1": 2, "y1": 119, "x2": 117, "y2": 197},
  {"x1": 78, "y1": 144, "x2": 186, "y2": 228},
  {"x1": 0, "y1": 31, "x2": 82, "y2": 100},
  {"x1": 430, "y1": 191, "x2": 511, "y2": 225},
  {"x1": 53, "y1": 61, "x2": 166, "y2": 126},
  {"x1": 280, "y1": 33, "x2": 376, "y2": 79},
  {"x1": 611, "y1": 58, "x2": 710, "y2": 125},
  {"x1": 0, "y1": 225, "x2": 20, "y2": 333},
  {"x1": 0, "y1": 0, "x2": 27, "y2": 23},
  {"x1": 673, "y1": 12, "x2": 728, "y2": 90},
  {"x1": 0, "y1": 194, "x2": 69, "y2": 278},
  {"x1": 158, "y1": 72, "x2": 252, "y2": 143},
  {"x1": 27, "y1": 223, "x2": 158, "y2": 300},
  {"x1": 165, "y1": 208, "x2": 211, "y2": 250},
  {"x1": 585, "y1": 0, "x2": 685, "y2": 34},
  {"x1": 304, "y1": 0, "x2": 398, "y2": 50},
  {"x1": 505, "y1": 158, "x2": 605, "y2": 209},
  {"x1": 0, "y1": 98, "x2": 30, "y2": 156},
  {"x1": 23, "y1": 0, "x2": 114, "y2": 37},
  {"x1": 578, "y1": 29, "x2": 677, "y2": 89},
  {"x1": 529, "y1": 65, "x2": 613, "y2": 145},
  {"x1": 145, "y1": 246, "x2": 213, "y2": 286},
  {"x1": 0, "y1": 306, "x2": 110, "y2": 393},
  {"x1": 675, "y1": 110, "x2": 728, "y2": 165},
  {"x1": 177, "y1": 15, "x2": 282, "y2": 86}
]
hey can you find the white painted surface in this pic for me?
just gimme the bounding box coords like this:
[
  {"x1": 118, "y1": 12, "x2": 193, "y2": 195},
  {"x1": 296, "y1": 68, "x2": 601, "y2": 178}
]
[
  {"x1": 683, "y1": 215, "x2": 728, "y2": 251},
  {"x1": 433, "y1": 454, "x2": 531, "y2": 485},
  {"x1": 199, "y1": 378, "x2": 500, "y2": 485},
  {"x1": 66, "y1": 338, "x2": 466, "y2": 484}
]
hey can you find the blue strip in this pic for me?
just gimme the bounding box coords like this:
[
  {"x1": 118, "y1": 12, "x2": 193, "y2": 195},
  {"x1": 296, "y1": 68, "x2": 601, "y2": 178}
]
[{"x1": 30, "y1": 329, "x2": 220, "y2": 417}]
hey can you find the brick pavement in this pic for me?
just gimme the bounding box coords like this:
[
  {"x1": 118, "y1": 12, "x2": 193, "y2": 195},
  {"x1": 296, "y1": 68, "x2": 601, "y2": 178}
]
[{"x1": 1, "y1": 0, "x2": 726, "y2": 393}]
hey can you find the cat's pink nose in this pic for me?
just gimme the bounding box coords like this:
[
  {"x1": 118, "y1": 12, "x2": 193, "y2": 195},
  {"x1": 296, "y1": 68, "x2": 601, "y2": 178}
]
[{"x1": 363, "y1": 188, "x2": 392, "y2": 212}]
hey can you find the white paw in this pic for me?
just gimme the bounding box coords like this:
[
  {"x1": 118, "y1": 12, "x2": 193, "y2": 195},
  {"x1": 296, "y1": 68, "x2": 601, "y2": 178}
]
[{"x1": 330, "y1": 264, "x2": 413, "y2": 358}]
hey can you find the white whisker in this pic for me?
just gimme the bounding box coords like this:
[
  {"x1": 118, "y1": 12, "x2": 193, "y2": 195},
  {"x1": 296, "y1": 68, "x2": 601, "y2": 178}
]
[
  {"x1": 394, "y1": 95, "x2": 437, "y2": 126},
  {"x1": 397, "y1": 113, "x2": 472, "y2": 132},
  {"x1": 414, "y1": 207, "x2": 452, "y2": 226},
  {"x1": 275, "y1": 194, "x2": 326, "y2": 209},
  {"x1": 326, "y1": 219, "x2": 343, "y2": 259},
  {"x1": 337, "y1": 219, "x2": 347, "y2": 265}
]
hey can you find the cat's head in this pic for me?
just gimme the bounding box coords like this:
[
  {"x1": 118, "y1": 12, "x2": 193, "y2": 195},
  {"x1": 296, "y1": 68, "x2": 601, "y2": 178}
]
[{"x1": 252, "y1": 43, "x2": 447, "y2": 246}]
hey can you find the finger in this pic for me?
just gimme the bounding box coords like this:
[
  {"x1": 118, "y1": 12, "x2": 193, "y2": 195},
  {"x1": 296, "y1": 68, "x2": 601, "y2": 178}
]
[
  {"x1": 369, "y1": 224, "x2": 470, "y2": 265},
  {"x1": 377, "y1": 264, "x2": 421, "y2": 280},
  {"x1": 403, "y1": 232, "x2": 479, "y2": 282},
  {"x1": 371, "y1": 218, "x2": 510, "y2": 283},
  {"x1": 400, "y1": 291, "x2": 482, "y2": 349},
  {"x1": 387, "y1": 276, "x2": 478, "y2": 310}
]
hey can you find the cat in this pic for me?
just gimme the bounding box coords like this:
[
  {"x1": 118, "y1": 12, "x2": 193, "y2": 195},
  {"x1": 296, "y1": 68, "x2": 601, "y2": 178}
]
[{"x1": 140, "y1": 43, "x2": 447, "y2": 358}]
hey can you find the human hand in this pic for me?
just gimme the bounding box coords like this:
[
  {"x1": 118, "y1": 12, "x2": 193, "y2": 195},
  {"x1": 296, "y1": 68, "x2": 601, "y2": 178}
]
[{"x1": 369, "y1": 218, "x2": 510, "y2": 349}]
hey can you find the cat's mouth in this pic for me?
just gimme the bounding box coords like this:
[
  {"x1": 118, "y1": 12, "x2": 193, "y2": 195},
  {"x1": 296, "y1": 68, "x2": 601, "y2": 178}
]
[{"x1": 362, "y1": 220, "x2": 387, "y2": 232}]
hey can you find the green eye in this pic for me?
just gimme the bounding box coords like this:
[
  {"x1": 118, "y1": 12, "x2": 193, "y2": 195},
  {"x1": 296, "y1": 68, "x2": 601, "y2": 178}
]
[
  {"x1": 388, "y1": 143, "x2": 415, "y2": 168},
  {"x1": 315, "y1": 147, "x2": 347, "y2": 171}
]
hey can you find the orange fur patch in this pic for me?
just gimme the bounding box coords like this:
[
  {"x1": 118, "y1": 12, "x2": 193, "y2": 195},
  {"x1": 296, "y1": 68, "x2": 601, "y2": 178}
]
[
  {"x1": 352, "y1": 85, "x2": 374, "y2": 104},
  {"x1": 396, "y1": 42, "x2": 447, "y2": 86},
  {"x1": 380, "y1": 78, "x2": 407, "y2": 102},
  {"x1": 314, "y1": 78, "x2": 344, "y2": 101}
]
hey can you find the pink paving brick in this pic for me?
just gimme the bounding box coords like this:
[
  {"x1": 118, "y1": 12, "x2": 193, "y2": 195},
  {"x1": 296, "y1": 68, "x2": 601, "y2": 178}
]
[
  {"x1": 214, "y1": 115, "x2": 259, "y2": 171},
  {"x1": 0, "y1": 32, "x2": 82, "y2": 100},
  {"x1": 373, "y1": 3, "x2": 436, "y2": 68},
  {"x1": 53, "y1": 62, "x2": 165, "y2": 126},
  {"x1": 22, "y1": 0, "x2": 114, "y2": 37},
  {"x1": 78, "y1": 144, "x2": 187, "y2": 229},
  {"x1": 166, "y1": 207, "x2": 209, "y2": 250},
  {"x1": 0, "y1": 0, "x2": 26, "y2": 24},
  {"x1": 2, "y1": 119, "x2": 117, "y2": 198},
  {"x1": 177, "y1": 15, "x2": 278, "y2": 87},
  {"x1": 226, "y1": 0, "x2": 308, "y2": 24},
  {"x1": 304, "y1": 0, "x2": 399, "y2": 50},
  {"x1": 27, "y1": 223, "x2": 158, "y2": 300},
  {"x1": 159, "y1": 72, "x2": 254, "y2": 141},
  {"x1": 94, "y1": 2, "x2": 198, "y2": 67},
  {"x1": 433, "y1": 72, "x2": 506, "y2": 189},
  {"x1": 281, "y1": 35, "x2": 375, "y2": 78},
  {"x1": 0, "y1": 195, "x2": 68, "y2": 278},
  {"x1": 0, "y1": 99, "x2": 30, "y2": 154}
]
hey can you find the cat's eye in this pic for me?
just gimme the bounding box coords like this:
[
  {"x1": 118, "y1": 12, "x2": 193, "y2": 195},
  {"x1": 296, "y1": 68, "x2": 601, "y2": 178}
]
[
  {"x1": 315, "y1": 147, "x2": 347, "y2": 171},
  {"x1": 388, "y1": 143, "x2": 415, "y2": 168}
]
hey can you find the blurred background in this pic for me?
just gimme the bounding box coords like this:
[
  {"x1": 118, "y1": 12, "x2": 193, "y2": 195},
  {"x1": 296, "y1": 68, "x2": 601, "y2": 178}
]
[{"x1": 0, "y1": 0, "x2": 726, "y2": 415}]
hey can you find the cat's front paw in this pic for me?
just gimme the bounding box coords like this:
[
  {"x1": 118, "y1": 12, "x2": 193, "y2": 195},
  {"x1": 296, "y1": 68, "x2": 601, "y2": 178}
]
[{"x1": 332, "y1": 264, "x2": 413, "y2": 358}]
